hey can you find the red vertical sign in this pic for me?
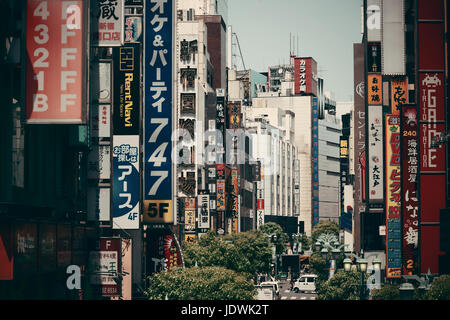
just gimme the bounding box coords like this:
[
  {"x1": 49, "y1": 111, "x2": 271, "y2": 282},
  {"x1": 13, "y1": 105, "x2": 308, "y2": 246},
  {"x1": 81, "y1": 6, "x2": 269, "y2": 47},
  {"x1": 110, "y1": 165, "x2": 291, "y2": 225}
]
[
  {"x1": 417, "y1": 0, "x2": 445, "y2": 274},
  {"x1": 26, "y1": 0, "x2": 85, "y2": 123}
]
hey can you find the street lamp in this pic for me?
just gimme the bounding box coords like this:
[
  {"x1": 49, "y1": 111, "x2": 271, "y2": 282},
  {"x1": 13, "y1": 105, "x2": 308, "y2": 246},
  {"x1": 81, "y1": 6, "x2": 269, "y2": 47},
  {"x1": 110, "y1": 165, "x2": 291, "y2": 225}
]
[
  {"x1": 343, "y1": 258, "x2": 352, "y2": 272},
  {"x1": 343, "y1": 252, "x2": 377, "y2": 300}
]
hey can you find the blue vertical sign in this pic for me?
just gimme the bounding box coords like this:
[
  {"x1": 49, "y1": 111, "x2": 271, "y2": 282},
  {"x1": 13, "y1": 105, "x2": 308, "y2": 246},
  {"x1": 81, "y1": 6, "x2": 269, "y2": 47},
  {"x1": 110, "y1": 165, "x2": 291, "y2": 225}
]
[
  {"x1": 312, "y1": 98, "x2": 319, "y2": 226},
  {"x1": 144, "y1": 0, "x2": 173, "y2": 223}
]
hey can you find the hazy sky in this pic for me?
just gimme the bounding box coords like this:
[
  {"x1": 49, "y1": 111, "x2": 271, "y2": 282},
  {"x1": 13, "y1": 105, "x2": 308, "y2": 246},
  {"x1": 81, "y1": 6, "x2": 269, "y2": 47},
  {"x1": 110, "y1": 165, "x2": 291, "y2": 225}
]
[{"x1": 228, "y1": 0, "x2": 363, "y2": 102}]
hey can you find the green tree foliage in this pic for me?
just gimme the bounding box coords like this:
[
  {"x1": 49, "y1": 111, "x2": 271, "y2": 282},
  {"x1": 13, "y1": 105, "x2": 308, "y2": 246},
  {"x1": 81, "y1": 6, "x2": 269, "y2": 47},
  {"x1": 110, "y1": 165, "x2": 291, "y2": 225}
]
[
  {"x1": 182, "y1": 230, "x2": 272, "y2": 276},
  {"x1": 259, "y1": 222, "x2": 289, "y2": 254},
  {"x1": 317, "y1": 270, "x2": 367, "y2": 300},
  {"x1": 146, "y1": 266, "x2": 256, "y2": 300},
  {"x1": 425, "y1": 275, "x2": 450, "y2": 300},
  {"x1": 371, "y1": 284, "x2": 401, "y2": 300},
  {"x1": 310, "y1": 252, "x2": 328, "y2": 283},
  {"x1": 311, "y1": 220, "x2": 340, "y2": 244}
]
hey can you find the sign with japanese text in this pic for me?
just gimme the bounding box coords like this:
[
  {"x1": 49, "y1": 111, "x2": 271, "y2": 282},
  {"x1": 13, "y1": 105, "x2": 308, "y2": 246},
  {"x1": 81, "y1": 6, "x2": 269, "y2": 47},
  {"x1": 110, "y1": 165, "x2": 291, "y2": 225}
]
[
  {"x1": 26, "y1": 0, "x2": 85, "y2": 123},
  {"x1": 88, "y1": 145, "x2": 111, "y2": 180},
  {"x1": 367, "y1": 74, "x2": 382, "y2": 105},
  {"x1": 417, "y1": 1, "x2": 445, "y2": 274},
  {"x1": 228, "y1": 103, "x2": 241, "y2": 129},
  {"x1": 164, "y1": 235, "x2": 183, "y2": 271},
  {"x1": 113, "y1": 43, "x2": 140, "y2": 135},
  {"x1": 385, "y1": 115, "x2": 401, "y2": 278},
  {"x1": 91, "y1": 104, "x2": 111, "y2": 138},
  {"x1": 367, "y1": 43, "x2": 381, "y2": 73},
  {"x1": 216, "y1": 180, "x2": 226, "y2": 211},
  {"x1": 112, "y1": 135, "x2": 140, "y2": 229},
  {"x1": 256, "y1": 181, "x2": 264, "y2": 229},
  {"x1": 184, "y1": 234, "x2": 196, "y2": 244},
  {"x1": 368, "y1": 105, "x2": 384, "y2": 202},
  {"x1": 124, "y1": 15, "x2": 143, "y2": 43},
  {"x1": 144, "y1": 0, "x2": 173, "y2": 223},
  {"x1": 89, "y1": 238, "x2": 121, "y2": 297},
  {"x1": 198, "y1": 195, "x2": 210, "y2": 229},
  {"x1": 401, "y1": 105, "x2": 419, "y2": 275},
  {"x1": 391, "y1": 78, "x2": 408, "y2": 115},
  {"x1": 184, "y1": 210, "x2": 196, "y2": 232},
  {"x1": 91, "y1": 0, "x2": 124, "y2": 46},
  {"x1": 294, "y1": 57, "x2": 318, "y2": 96},
  {"x1": 312, "y1": 98, "x2": 319, "y2": 226}
]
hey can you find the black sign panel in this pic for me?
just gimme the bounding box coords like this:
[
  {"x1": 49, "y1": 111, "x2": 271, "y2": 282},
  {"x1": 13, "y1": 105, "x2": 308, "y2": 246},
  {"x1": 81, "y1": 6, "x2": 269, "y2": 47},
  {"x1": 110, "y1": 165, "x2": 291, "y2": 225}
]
[
  {"x1": 367, "y1": 43, "x2": 381, "y2": 73},
  {"x1": 113, "y1": 43, "x2": 140, "y2": 135}
]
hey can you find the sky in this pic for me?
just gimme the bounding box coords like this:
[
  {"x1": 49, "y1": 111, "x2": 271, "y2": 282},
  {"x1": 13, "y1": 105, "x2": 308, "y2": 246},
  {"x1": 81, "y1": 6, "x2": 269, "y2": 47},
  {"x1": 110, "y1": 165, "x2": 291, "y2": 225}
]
[{"x1": 228, "y1": 0, "x2": 363, "y2": 102}]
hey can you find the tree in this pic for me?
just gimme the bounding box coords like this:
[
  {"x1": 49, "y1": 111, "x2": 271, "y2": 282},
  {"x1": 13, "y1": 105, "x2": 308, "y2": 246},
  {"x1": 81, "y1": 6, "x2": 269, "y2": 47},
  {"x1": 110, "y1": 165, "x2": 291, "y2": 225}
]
[
  {"x1": 309, "y1": 252, "x2": 328, "y2": 283},
  {"x1": 371, "y1": 284, "x2": 401, "y2": 300},
  {"x1": 311, "y1": 220, "x2": 340, "y2": 244},
  {"x1": 182, "y1": 230, "x2": 272, "y2": 276},
  {"x1": 317, "y1": 270, "x2": 368, "y2": 300},
  {"x1": 145, "y1": 266, "x2": 256, "y2": 300},
  {"x1": 425, "y1": 275, "x2": 450, "y2": 300},
  {"x1": 259, "y1": 222, "x2": 289, "y2": 254}
]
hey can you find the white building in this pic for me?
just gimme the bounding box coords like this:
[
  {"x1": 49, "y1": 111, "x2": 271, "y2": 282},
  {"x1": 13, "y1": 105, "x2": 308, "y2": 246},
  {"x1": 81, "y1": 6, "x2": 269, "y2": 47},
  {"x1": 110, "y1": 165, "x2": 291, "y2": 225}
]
[{"x1": 244, "y1": 106, "x2": 298, "y2": 223}]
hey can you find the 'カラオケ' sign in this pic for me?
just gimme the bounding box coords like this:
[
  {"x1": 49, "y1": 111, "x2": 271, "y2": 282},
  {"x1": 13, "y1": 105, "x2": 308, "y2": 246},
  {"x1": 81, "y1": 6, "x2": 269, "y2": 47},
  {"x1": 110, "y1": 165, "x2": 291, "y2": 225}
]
[{"x1": 26, "y1": 0, "x2": 85, "y2": 123}]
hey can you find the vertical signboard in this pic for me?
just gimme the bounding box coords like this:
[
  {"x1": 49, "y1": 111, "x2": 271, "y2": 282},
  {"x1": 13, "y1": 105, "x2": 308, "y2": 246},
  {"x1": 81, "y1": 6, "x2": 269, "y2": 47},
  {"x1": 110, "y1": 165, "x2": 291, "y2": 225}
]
[
  {"x1": 91, "y1": 0, "x2": 124, "y2": 46},
  {"x1": 113, "y1": 43, "x2": 141, "y2": 135},
  {"x1": 417, "y1": 0, "x2": 445, "y2": 274},
  {"x1": 256, "y1": 181, "x2": 265, "y2": 229},
  {"x1": 124, "y1": 15, "x2": 143, "y2": 43},
  {"x1": 367, "y1": 74, "x2": 382, "y2": 105},
  {"x1": 368, "y1": 105, "x2": 384, "y2": 202},
  {"x1": 89, "y1": 238, "x2": 121, "y2": 297},
  {"x1": 88, "y1": 187, "x2": 111, "y2": 222},
  {"x1": 184, "y1": 198, "x2": 196, "y2": 233},
  {"x1": 401, "y1": 105, "x2": 419, "y2": 275},
  {"x1": 144, "y1": 0, "x2": 173, "y2": 224},
  {"x1": 385, "y1": 115, "x2": 401, "y2": 278},
  {"x1": 353, "y1": 43, "x2": 365, "y2": 252},
  {"x1": 164, "y1": 235, "x2": 183, "y2": 271},
  {"x1": 26, "y1": 0, "x2": 85, "y2": 123},
  {"x1": 312, "y1": 98, "x2": 319, "y2": 226},
  {"x1": 216, "y1": 180, "x2": 226, "y2": 211},
  {"x1": 367, "y1": 0, "x2": 382, "y2": 42},
  {"x1": 294, "y1": 57, "x2": 318, "y2": 96},
  {"x1": 113, "y1": 136, "x2": 140, "y2": 229},
  {"x1": 198, "y1": 195, "x2": 210, "y2": 229},
  {"x1": 391, "y1": 78, "x2": 408, "y2": 115}
]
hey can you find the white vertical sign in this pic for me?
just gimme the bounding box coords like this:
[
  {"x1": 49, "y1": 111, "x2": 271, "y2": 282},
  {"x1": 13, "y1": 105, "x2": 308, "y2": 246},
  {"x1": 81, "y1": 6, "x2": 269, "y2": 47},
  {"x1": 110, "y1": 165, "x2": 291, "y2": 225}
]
[{"x1": 368, "y1": 105, "x2": 384, "y2": 201}]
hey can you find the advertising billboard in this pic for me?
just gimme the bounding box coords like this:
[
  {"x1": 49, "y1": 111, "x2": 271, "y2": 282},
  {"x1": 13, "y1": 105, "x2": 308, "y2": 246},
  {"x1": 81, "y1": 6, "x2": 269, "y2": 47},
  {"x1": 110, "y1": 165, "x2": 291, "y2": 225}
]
[
  {"x1": 164, "y1": 235, "x2": 183, "y2": 271},
  {"x1": 401, "y1": 105, "x2": 419, "y2": 275},
  {"x1": 216, "y1": 180, "x2": 226, "y2": 211},
  {"x1": 368, "y1": 105, "x2": 384, "y2": 202},
  {"x1": 144, "y1": 0, "x2": 173, "y2": 224},
  {"x1": 113, "y1": 43, "x2": 141, "y2": 135},
  {"x1": 91, "y1": 0, "x2": 124, "y2": 46},
  {"x1": 312, "y1": 98, "x2": 319, "y2": 226},
  {"x1": 124, "y1": 15, "x2": 143, "y2": 43},
  {"x1": 89, "y1": 238, "x2": 121, "y2": 297},
  {"x1": 391, "y1": 78, "x2": 408, "y2": 115},
  {"x1": 26, "y1": 0, "x2": 85, "y2": 123},
  {"x1": 294, "y1": 57, "x2": 318, "y2": 96},
  {"x1": 367, "y1": 74, "x2": 382, "y2": 105},
  {"x1": 385, "y1": 115, "x2": 401, "y2": 278},
  {"x1": 418, "y1": 0, "x2": 445, "y2": 274},
  {"x1": 198, "y1": 195, "x2": 210, "y2": 229},
  {"x1": 113, "y1": 135, "x2": 140, "y2": 229}
]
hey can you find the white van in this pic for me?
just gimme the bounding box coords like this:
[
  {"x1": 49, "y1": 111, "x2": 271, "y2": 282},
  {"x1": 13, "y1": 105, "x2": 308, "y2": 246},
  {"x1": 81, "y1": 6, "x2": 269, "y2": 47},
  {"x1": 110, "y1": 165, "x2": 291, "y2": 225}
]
[{"x1": 293, "y1": 274, "x2": 318, "y2": 293}]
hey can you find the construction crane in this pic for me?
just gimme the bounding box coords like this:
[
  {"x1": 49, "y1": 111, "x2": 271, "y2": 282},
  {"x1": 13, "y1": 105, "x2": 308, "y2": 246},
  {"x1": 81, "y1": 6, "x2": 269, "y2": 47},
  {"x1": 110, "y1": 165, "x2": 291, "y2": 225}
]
[{"x1": 231, "y1": 32, "x2": 246, "y2": 71}]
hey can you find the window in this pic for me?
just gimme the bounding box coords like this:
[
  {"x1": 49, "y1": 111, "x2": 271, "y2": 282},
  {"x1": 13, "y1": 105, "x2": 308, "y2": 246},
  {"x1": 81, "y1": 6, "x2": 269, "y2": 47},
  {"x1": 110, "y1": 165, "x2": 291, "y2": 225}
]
[
  {"x1": 326, "y1": 141, "x2": 340, "y2": 147},
  {"x1": 326, "y1": 126, "x2": 341, "y2": 134},
  {"x1": 326, "y1": 156, "x2": 340, "y2": 162},
  {"x1": 327, "y1": 171, "x2": 340, "y2": 176}
]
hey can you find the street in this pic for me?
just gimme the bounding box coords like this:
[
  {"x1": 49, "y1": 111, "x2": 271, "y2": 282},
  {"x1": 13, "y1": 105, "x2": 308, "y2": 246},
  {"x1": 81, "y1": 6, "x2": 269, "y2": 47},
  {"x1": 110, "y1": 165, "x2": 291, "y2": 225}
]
[{"x1": 278, "y1": 281, "x2": 317, "y2": 301}]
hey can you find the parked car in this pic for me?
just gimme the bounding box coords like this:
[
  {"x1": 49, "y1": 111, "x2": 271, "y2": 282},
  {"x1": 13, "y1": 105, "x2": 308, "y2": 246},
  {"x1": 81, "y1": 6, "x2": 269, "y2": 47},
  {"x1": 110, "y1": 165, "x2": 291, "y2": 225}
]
[{"x1": 293, "y1": 274, "x2": 318, "y2": 293}]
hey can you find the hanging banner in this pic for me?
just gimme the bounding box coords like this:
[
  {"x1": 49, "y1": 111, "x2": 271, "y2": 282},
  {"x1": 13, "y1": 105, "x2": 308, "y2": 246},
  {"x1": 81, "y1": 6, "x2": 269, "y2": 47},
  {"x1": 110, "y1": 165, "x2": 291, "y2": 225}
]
[
  {"x1": 113, "y1": 43, "x2": 141, "y2": 135},
  {"x1": 113, "y1": 135, "x2": 140, "y2": 229},
  {"x1": 401, "y1": 105, "x2": 419, "y2": 275},
  {"x1": 391, "y1": 78, "x2": 408, "y2": 115},
  {"x1": 144, "y1": 0, "x2": 174, "y2": 224},
  {"x1": 164, "y1": 235, "x2": 183, "y2": 271},
  {"x1": 368, "y1": 105, "x2": 384, "y2": 202},
  {"x1": 26, "y1": 0, "x2": 85, "y2": 124},
  {"x1": 91, "y1": 0, "x2": 124, "y2": 46},
  {"x1": 385, "y1": 115, "x2": 401, "y2": 278}
]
